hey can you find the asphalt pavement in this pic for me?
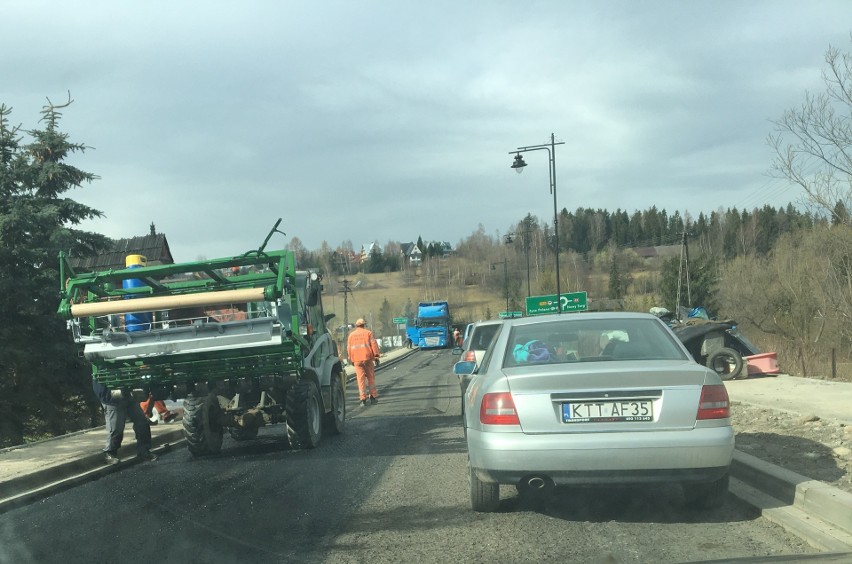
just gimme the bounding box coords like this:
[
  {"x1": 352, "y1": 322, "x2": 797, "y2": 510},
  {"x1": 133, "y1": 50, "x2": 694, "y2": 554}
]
[{"x1": 1, "y1": 352, "x2": 851, "y2": 552}]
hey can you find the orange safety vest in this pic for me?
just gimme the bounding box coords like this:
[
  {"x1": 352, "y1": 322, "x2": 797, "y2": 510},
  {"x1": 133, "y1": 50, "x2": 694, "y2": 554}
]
[{"x1": 347, "y1": 327, "x2": 380, "y2": 362}]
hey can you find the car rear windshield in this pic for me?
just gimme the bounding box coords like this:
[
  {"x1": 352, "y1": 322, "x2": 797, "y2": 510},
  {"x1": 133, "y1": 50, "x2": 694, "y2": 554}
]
[
  {"x1": 470, "y1": 325, "x2": 501, "y2": 351},
  {"x1": 503, "y1": 317, "x2": 689, "y2": 368}
]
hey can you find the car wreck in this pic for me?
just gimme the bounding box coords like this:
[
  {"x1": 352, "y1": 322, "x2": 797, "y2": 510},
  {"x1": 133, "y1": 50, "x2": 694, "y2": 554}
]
[{"x1": 653, "y1": 308, "x2": 780, "y2": 380}]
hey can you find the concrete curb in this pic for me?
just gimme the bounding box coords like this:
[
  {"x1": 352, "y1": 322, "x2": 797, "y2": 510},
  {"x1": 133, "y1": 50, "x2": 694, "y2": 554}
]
[
  {"x1": 0, "y1": 428, "x2": 184, "y2": 514},
  {"x1": 730, "y1": 449, "x2": 852, "y2": 550}
]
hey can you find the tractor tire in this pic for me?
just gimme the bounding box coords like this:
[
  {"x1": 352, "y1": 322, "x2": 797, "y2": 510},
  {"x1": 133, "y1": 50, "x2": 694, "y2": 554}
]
[
  {"x1": 183, "y1": 392, "x2": 224, "y2": 456},
  {"x1": 323, "y1": 371, "x2": 346, "y2": 436},
  {"x1": 706, "y1": 348, "x2": 744, "y2": 381},
  {"x1": 286, "y1": 380, "x2": 323, "y2": 449}
]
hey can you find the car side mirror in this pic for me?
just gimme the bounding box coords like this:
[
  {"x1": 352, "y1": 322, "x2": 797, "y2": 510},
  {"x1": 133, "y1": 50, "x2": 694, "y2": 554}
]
[
  {"x1": 451, "y1": 346, "x2": 463, "y2": 355},
  {"x1": 453, "y1": 361, "x2": 476, "y2": 375}
]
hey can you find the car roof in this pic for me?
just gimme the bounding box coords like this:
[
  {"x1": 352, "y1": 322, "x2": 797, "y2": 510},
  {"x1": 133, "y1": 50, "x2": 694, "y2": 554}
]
[
  {"x1": 472, "y1": 319, "x2": 504, "y2": 327},
  {"x1": 499, "y1": 311, "x2": 659, "y2": 327}
]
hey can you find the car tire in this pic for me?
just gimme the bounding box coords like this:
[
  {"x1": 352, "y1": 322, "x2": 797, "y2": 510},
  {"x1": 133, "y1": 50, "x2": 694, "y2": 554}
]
[
  {"x1": 469, "y1": 462, "x2": 500, "y2": 512},
  {"x1": 683, "y1": 473, "x2": 729, "y2": 509},
  {"x1": 706, "y1": 348, "x2": 743, "y2": 381}
]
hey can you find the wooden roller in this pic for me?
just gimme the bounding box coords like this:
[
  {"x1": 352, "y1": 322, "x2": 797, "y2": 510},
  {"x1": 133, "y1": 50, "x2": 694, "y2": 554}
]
[{"x1": 69, "y1": 288, "x2": 267, "y2": 317}]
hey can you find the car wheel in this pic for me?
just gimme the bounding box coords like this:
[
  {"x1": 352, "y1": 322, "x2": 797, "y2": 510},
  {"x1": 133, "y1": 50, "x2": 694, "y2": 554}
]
[
  {"x1": 706, "y1": 348, "x2": 743, "y2": 381},
  {"x1": 683, "y1": 473, "x2": 729, "y2": 509},
  {"x1": 469, "y1": 461, "x2": 500, "y2": 512}
]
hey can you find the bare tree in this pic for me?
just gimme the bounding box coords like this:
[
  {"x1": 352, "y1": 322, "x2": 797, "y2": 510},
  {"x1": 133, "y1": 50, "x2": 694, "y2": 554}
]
[
  {"x1": 718, "y1": 227, "x2": 852, "y2": 377},
  {"x1": 769, "y1": 39, "x2": 852, "y2": 223}
]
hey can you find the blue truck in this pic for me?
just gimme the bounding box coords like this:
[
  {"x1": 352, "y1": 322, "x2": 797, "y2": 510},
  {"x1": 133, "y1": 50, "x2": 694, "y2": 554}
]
[{"x1": 407, "y1": 301, "x2": 451, "y2": 349}]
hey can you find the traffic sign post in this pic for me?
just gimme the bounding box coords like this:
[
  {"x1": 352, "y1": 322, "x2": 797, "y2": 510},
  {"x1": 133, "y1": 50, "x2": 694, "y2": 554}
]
[
  {"x1": 393, "y1": 317, "x2": 407, "y2": 347},
  {"x1": 525, "y1": 291, "x2": 588, "y2": 316}
]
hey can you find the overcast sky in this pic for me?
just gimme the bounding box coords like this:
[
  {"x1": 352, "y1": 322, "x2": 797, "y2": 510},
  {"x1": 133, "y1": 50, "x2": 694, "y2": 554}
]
[{"x1": 4, "y1": 1, "x2": 851, "y2": 261}]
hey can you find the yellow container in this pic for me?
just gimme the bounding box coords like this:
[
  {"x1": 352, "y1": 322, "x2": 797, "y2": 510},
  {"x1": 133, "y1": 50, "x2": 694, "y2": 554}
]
[{"x1": 125, "y1": 254, "x2": 147, "y2": 268}]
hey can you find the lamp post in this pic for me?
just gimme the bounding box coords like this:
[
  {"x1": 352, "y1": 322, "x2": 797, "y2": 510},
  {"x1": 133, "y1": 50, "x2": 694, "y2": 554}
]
[
  {"x1": 509, "y1": 133, "x2": 565, "y2": 313},
  {"x1": 491, "y1": 260, "x2": 509, "y2": 315}
]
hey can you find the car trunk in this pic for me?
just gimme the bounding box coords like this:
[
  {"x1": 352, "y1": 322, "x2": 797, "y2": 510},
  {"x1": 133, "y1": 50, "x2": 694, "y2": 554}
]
[{"x1": 504, "y1": 361, "x2": 709, "y2": 434}]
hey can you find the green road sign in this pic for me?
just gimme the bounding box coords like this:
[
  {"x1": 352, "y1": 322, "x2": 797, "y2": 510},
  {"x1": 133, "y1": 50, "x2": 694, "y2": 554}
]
[
  {"x1": 393, "y1": 317, "x2": 407, "y2": 324},
  {"x1": 525, "y1": 291, "x2": 588, "y2": 315},
  {"x1": 499, "y1": 311, "x2": 524, "y2": 319}
]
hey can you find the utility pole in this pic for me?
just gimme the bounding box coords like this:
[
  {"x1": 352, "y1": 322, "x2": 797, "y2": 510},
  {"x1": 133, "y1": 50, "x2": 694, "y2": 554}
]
[
  {"x1": 335, "y1": 251, "x2": 354, "y2": 361},
  {"x1": 491, "y1": 260, "x2": 509, "y2": 315},
  {"x1": 675, "y1": 230, "x2": 691, "y2": 322},
  {"x1": 341, "y1": 278, "x2": 352, "y2": 356}
]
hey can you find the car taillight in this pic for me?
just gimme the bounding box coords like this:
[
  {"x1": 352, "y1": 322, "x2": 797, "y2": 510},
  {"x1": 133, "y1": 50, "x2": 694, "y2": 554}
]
[
  {"x1": 696, "y1": 384, "x2": 730, "y2": 420},
  {"x1": 480, "y1": 392, "x2": 520, "y2": 425},
  {"x1": 463, "y1": 350, "x2": 476, "y2": 362}
]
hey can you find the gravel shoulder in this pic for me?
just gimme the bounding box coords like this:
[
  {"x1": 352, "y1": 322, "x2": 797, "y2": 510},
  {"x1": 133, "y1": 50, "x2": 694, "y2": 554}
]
[{"x1": 731, "y1": 401, "x2": 852, "y2": 494}]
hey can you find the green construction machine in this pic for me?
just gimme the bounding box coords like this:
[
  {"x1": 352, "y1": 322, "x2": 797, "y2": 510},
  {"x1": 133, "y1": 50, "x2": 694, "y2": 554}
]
[{"x1": 57, "y1": 220, "x2": 346, "y2": 455}]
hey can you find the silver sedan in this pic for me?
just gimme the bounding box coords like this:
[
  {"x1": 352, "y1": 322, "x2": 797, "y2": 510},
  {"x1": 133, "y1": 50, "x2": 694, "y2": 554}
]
[{"x1": 454, "y1": 312, "x2": 734, "y2": 512}]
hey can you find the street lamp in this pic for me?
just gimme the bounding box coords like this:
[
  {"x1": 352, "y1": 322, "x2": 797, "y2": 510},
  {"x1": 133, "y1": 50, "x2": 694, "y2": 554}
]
[
  {"x1": 509, "y1": 133, "x2": 565, "y2": 313},
  {"x1": 491, "y1": 260, "x2": 509, "y2": 315}
]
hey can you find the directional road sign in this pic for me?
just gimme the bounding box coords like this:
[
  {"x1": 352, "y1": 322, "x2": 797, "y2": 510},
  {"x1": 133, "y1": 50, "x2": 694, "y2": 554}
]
[{"x1": 525, "y1": 291, "x2": 588, "y2": 315}]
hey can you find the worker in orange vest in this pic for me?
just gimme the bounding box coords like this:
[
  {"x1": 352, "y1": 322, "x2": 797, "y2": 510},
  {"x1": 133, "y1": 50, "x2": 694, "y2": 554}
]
[
  {"x1": 347, "y1": 318, "x2": 381, "y2": 406},
  {"x1": 140, "y1": 393, "x2": 176, "y2": 424}
]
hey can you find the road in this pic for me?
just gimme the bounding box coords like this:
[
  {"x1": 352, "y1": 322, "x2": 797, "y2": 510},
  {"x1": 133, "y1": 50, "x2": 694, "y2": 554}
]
[{"x1": 0, "y1": 350, "x2": 818, "y2": 564}]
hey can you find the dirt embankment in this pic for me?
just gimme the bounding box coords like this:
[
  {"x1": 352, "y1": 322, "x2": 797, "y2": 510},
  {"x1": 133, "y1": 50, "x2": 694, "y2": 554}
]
[{"x1": 731, "y1": 401, "x2": 852, "y2": 494}]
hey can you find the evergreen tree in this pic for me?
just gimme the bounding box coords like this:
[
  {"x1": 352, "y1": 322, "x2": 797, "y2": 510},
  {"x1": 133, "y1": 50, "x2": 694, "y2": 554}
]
[
  {"x1": 659, "y1": 253, "x2": 719, "y2": 315},
  {"x1": 0, "y1": 97, "x2": 109, "y2": 446},
  {"x1": 608, "y1": 250, "x2": 625, "y2": 299},
  {"x1": 367, "y1": 243, "x2": 385, "y2": 273},
  {"x1": 833, "y1": 200, "x2": 849, "y2": 226},
  {"x1": 378, "y1": 298, "x2": 392, "y2": 336}
]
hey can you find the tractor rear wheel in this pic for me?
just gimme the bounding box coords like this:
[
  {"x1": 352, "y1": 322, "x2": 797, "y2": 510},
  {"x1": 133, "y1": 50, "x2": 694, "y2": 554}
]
[
  {"x1": 323, "y1": 371, "x2": 346, "y2": 436},
  {"x1": 183, "y1": 392, "x2": 224, "y2": 456},
  {"x1": 286, "y1": 380, "x2": 323, "y2": 449}
]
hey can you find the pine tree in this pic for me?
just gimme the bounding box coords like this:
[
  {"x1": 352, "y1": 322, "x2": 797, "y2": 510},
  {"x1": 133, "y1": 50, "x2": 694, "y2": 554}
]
[{"x1": 0, "y1": 96, "x2": 109, "y2": 446}]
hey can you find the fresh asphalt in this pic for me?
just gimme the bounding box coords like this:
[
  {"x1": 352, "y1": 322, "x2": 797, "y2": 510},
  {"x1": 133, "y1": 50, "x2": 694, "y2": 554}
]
[{"x1": 0, "y1": 348, "x2": 850, "y2": 554}]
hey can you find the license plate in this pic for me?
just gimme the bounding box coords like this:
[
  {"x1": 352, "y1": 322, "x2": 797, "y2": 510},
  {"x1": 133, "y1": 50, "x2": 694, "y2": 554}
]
[{"x1": 562, "y1": 400, "x2": 653, "y2": 423}]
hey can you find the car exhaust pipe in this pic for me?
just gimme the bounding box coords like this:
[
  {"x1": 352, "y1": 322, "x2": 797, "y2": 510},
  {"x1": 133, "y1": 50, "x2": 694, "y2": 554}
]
[
  {"x1": 519, "y1": 475, "x2": 554, "y2": 494},
  {"x1": 527, "y1": 476, "x2": 547, "y2": 490}
]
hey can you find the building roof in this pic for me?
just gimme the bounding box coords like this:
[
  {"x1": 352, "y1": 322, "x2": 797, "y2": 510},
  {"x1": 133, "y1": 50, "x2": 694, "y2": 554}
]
[{"x1": 68, "y1": 224, "x2": 174, "y2": 272}]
